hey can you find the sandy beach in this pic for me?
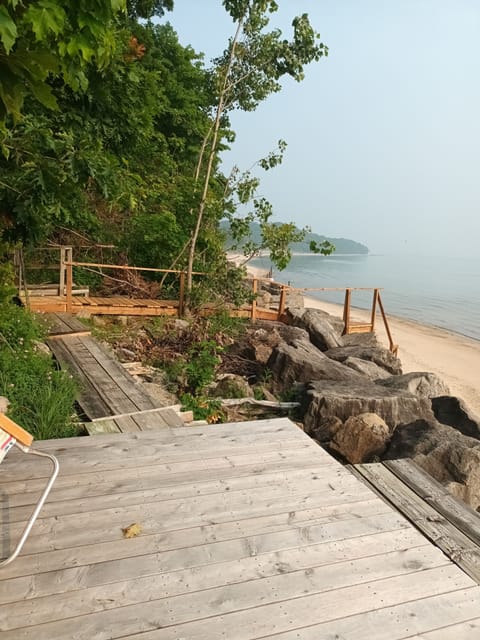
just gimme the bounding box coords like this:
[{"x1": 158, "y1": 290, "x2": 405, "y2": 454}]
[{"x1": 243, "y1": 262, "x2": 480, "y2": 417}]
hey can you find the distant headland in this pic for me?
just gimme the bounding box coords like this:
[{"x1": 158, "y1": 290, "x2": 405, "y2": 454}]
[{"x1": 221, "y1": 220, "x2": 369, "y2": 255}]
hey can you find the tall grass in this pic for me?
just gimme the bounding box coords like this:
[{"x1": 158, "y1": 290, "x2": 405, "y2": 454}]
[{"x1": 0, "y1": 303, "x2": 78, "y2": 439}]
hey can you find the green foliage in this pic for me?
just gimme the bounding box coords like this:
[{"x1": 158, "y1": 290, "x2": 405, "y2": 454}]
[
  {"x1": 0, "y1": 0, "x2": 126, "y2": 123},
  {"x1": 0, "y1": 303, "x2": 77, "y2": 439},
  {"x1": 185, "y1": 340, "x2": 222, "y2": 393},
  {"x1": 180, "y1": 393, "x2": 225, "y2": 423},
  {"x1": 0, "y1": 242, "x2": 15, "y2": 303}
]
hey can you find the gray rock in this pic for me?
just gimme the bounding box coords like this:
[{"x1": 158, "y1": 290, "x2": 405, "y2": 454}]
[
  {"x1": 285, "y1": 307, "x2": 343, "y2": 351},
  {"x1": 384, "y1": 419, "x2": 480, "y2": 510},
  {"x1": 267, "y1": 337, "x2": 364, "y2": 394},
  {"x1": 431, "y1": 396, "x2": 480, "y2": 440},
  {"x1": 303, "y1": 380, "x2": 434, "y2": 436},
  {"x1": 377, "y1": 372, "x2": 450, "y2": 399},
  {"x1": 209, "y1": 374, "x2": 253, "y2": 399},
  {"x1": 329, "y1": 413, "x2": 390, "y2": 464},
  {"x1": 325, "y1": 345, "x2": 402, "y2": 376},
  {"x1": 286, "y1": 307, "x2": 344, "y2": 348},
  {"x1": 0, "y1": 396, "x2": 9, "y2": 413},
  {"x1": 344, "y1": 356, "x2": 391, "y2": 380}
]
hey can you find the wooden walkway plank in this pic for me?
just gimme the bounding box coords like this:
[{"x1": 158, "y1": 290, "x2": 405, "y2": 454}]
[
  {"x1": 259, "y1": 589, "x2": 480, "y2": 639},
  {"x1": 0, "y1": 524, "x2": 424, "y2": 605},
  {"x1": 0, "y1": 546, "x2": 449, "y2": 632},
  {"x1": 405, "y1": 618, "x2": 480, "y2": 639},
  {"x1": 0, "y1": 499, "x2": 406, "y2": 581},
  {"x1": 0, "y1": 461, "x2": 346, "y2": 514},
  {"x1": 3, "y1": 467, "x2": 365, "y2": 523},
  {"x1": 0, "y1": 442, "x2": 322, "y2": 482},
  {"x1": 33, "y1": 417, "x2": 304, "y2": 449},
  {"x1": 385, "y1": 458, "x2": 480, "y2": 548},
  {"x1": 354, "y1": 463, "x2": 480, "y2": 583},
  {"x1": 1, "y1": 566, "x2": 473, "y2": 640},
  {"x1": 1, "y1": 483, "x2": 385, "y2": 552},
  {"x1": 3, "y1": 508, "x2": 409, "y2": 570}
]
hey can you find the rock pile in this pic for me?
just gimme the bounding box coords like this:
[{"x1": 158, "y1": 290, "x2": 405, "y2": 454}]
[{"x1": 239, "y1": 306, "x2": 480, "y2": 510}]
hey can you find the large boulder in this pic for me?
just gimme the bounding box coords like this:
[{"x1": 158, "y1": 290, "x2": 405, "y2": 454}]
[
  {"x1": 209, "y1": 373, "x2": 253, "y2": 399},
  {"x1": 329, "y1": 413, "x2": 390, "y2": 464},
  {"x1": 285, "y1": 307, "x2": 344, "y2": 351},
  {"x1": 267, "y1": 337, "x2": 364, "y2": 394},
  {"x1": 431, "y1": 396, "x2": 480, "y2": 440},
  {"x1": 377, "y1": 372, "x2": 450, "y2": 399},
  {"x1": 325, "y1": 345, "x2": 402, "y2": 376},
  {"x1": 303, "y1": 380, "x2": 434, "y2": 436},
  {"x1": 384, "y1": 419, "x2": 480, "y2": 510},
  {"x1": 343, "y1": 356, "x2": 391, "y2": 381}
]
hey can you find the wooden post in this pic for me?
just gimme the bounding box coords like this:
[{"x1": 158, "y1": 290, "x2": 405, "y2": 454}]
[
  {"x1": 178, "y1": 272, "x2": 185, "y2": 317},
  {"x1": 377, "y1": 292, "x2": 398, "y2": 354},
  {"x1": 342, "y1": 288, "x2": 351, "y2": 335},
  {"x1": 278, "y1": 286, "x2": 287, "y2": 319},
  {"x1": 370, "y1": 288, "x2": 379, "y2": 332},
  {"x1": 65, "y1": 247, "x2": 73, "y2": 313},
  {"x1": 251, "y1": 278, "x2": 258, "y2": 320},
  {"x1": 59, "y1": 246, "x2": 66, "y2": 296}
]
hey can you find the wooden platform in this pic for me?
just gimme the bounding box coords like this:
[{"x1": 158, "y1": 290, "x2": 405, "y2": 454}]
[
  {"x1": 2, "y1": 418, "x2": 480, "y2": 638},
  {"x1": 28, "y1": 295, "x2": 280, "y2": 321}
]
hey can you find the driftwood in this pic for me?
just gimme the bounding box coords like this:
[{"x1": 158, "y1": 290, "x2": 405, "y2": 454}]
[{"x1": 219, "y1": 398, "x2": 299, "y2": 409}]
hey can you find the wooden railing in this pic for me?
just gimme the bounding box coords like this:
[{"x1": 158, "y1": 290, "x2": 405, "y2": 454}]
[
  {"x1": 19, "y1": 246, "x2": 397, "y2": 354},
  {"x1": 249, "y1": 279, "x2": 398, "y2": 354}
]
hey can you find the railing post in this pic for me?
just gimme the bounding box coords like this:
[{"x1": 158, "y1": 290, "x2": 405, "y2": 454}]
[
  {"x1": 178, "y1": 272, "x2": 185, "y2": 317},
  {"x1": 377, "y1": 292, "x2": 398, "y2": 354},
  {"x1": 342, "y1": 288, "x2": 351, "y2": 335},
  {"x1": 59, "y1": 246, "x2": 66, "y2": 296},
  {"x1": 371, "y1": 288, "x2": 379, "y2": 331},
  {"x1": 65, "y1": 247, "x2": 73, "y2": 313},
  {"x1": 278, "y1": 286, "x2": 287, "y2": 319},
  {"x1": 251, "y1": 278, "x2": 258, "y2": 320}
]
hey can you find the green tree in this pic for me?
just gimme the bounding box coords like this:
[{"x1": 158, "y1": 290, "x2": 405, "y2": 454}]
[
  {"x1": 0, "y1": 0, "x2": 127, "y2": 125},
  {"x1": 185, "y1": 0, "x2": 328, "y2": 298}
]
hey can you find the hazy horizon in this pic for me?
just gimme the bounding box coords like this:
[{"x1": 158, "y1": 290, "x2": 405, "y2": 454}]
[{"x1": 166, "y1": 1, "x2": 480, "y2": 258}]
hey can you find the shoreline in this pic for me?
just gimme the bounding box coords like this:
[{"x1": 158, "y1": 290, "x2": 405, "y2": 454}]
[{"x1": 244, "y1": 262, "x2": 480, "y2": 417}]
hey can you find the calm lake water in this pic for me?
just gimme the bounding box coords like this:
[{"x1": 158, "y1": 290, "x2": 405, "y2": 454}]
[{"x1": 250, "y1": 253, "x2": 480, "y2": 341}]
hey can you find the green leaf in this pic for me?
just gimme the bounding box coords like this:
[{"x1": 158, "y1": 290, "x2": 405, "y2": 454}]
[
  {"x1": 0, "y1": 6, "x2": 17, "y2": 54},
  {"x1": 110, "y1": 0, "x2": 126, "y2": 12},
  {"x1": 66, "y1": 34, "x2": 95, "y2": 61},
  {"x1": 29, "y1": 80, "x2": 58, "y2": 110},
  {"x1": 26, "y1": 1, "x2": 66, "y2": 41}
]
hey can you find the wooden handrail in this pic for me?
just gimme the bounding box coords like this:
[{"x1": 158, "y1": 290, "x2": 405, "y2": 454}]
[{"x1": 65, "y1": 261, "x2": 206, "y2": 276}]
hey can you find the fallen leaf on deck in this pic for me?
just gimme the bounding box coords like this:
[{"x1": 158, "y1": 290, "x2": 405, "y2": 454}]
[{"x1": 122, "y1": 522, "x2": 142, "y2": 538}]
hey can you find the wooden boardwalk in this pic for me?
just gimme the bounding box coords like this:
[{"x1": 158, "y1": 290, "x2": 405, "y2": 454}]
[
  {"x1": 2, "y1": 417, "x2": 480, "y2": 638},
  {"x1": 46, "y1": 313, "x2": 184, "y2": 428}
]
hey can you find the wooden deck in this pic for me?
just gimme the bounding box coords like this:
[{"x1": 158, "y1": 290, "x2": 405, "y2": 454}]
[{"x1": 2, "y1": 417, "x2": 480, "y2": 638}]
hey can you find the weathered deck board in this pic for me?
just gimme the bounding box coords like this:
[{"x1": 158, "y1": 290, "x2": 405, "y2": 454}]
[
  {"x1": 354, "y1": 462, "x2": 480, "y2": 582},
  {"x1": 46, "y1": 333, "x2": 158, "y2": 420},
  {"x1": 2, "y1": 418, "x2": 480, "y2": 639}
]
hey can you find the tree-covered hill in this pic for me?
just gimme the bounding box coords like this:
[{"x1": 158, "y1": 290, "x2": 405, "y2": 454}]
[{"x1": 222, "y1": 221, "x2": 368, "y2": 255}]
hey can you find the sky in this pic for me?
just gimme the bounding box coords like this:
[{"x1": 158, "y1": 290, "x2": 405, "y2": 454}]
[{"x1": 163, "y1": 1, "x2": 480, "y2": 256}]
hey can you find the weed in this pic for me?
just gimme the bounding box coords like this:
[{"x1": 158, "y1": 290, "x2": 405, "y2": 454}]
[
  {"x1": 185, "y1": 340, "x2": 222, "y2": 393},
  {"x1": 180, "y1": 393, "x2": 225, "y2": 423}
]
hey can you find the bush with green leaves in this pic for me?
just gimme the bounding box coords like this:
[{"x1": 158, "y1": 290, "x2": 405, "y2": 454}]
[{"x1": 0, "y1": 303, "x2": 77, "y2": 439}]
